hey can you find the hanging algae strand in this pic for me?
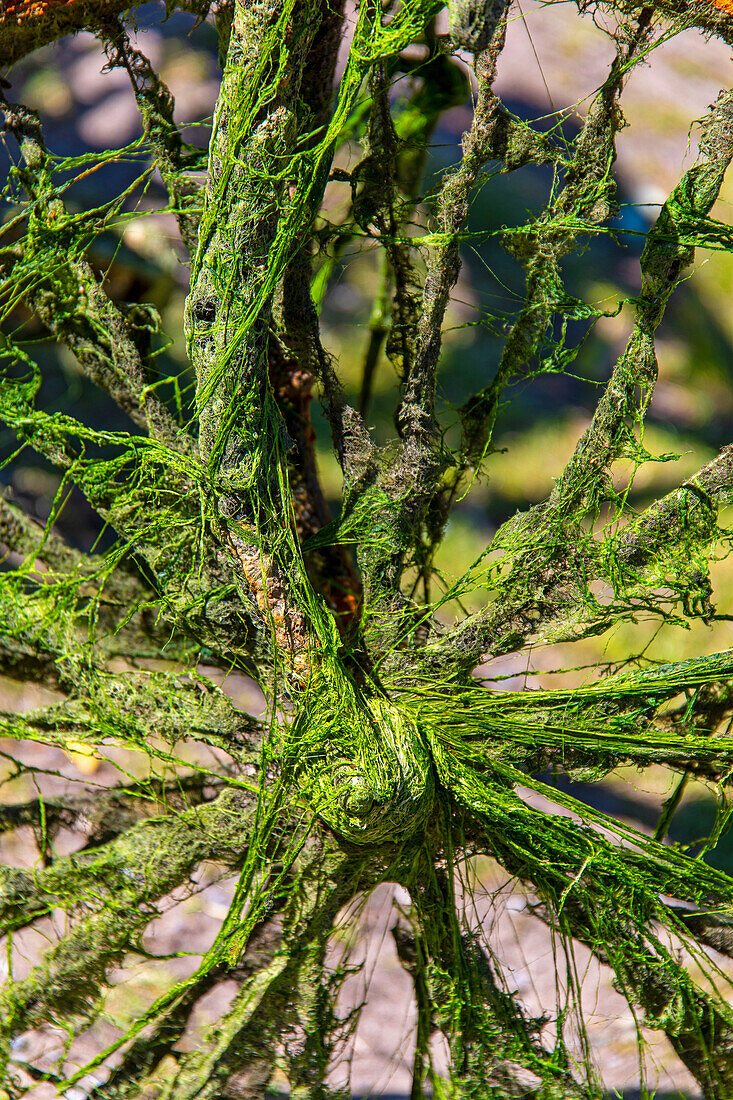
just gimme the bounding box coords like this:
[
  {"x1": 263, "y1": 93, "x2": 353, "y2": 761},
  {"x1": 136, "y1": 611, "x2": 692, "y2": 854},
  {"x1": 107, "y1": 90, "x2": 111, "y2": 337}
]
[{"x1": 185, "y1": 0, "x2": 434, "y2": 845}]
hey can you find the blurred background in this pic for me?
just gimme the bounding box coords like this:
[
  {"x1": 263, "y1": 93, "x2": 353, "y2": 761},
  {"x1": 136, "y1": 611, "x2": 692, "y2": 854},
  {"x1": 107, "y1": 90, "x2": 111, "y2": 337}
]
[{"x1": 1, "y1": 2, "x2": 732, "y2": 1095}]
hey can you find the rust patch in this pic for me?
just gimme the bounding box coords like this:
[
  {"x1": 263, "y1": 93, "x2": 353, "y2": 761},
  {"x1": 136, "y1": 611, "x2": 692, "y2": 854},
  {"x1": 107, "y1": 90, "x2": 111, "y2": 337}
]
[
  {"x1": 268, "y1": 338, "x2": 363, "y2": 636},
  {"x1": 1, "y1": 0, "x2": 77, "y2": 22}
]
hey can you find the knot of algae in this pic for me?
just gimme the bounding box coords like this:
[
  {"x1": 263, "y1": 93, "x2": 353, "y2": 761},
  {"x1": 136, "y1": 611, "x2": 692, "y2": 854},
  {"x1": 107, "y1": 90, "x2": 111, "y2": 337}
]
[{"x1": 289, "y1": 676, "x2": 434, "y2": 846}]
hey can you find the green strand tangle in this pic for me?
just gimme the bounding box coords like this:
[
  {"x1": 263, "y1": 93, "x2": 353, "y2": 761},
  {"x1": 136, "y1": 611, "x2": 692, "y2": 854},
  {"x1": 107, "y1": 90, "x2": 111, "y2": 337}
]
[{"x1": 185, "y1": 0, "x2": 436, "y2": 845}]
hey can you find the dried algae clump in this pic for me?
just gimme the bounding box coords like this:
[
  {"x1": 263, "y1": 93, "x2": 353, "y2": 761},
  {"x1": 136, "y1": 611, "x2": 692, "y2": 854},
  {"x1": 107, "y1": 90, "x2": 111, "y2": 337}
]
[{"x1": 291, "y1": 671, "x2": 435, "y2": 845}]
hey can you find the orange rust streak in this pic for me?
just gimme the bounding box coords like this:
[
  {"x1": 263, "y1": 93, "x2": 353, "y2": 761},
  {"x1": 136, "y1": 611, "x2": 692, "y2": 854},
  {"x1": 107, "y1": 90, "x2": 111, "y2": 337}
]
[
  {"x1": 714, "y1": 0, "x2": 733, "y2": 13},
  {"x1": 268, "y1": 339, "x2": 363, "y2": 635},
  {"x1": 1, "y1": 0, "x2": 79, "y2": 21}
]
